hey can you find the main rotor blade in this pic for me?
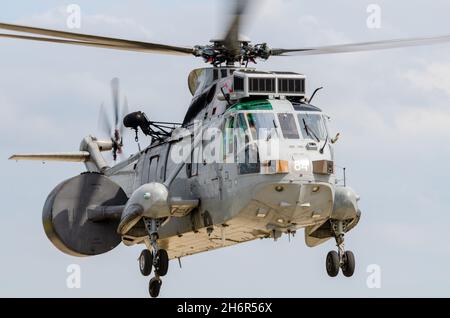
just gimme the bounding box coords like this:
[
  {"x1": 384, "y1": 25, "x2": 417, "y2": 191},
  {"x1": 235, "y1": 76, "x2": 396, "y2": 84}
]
[
  {"x1": 0, "y1": 22, "x2": 193, "y2": 55},
  {"x1": 223, "y1": 0, "x2": 250, "y2": 55},
  {"x1": 271, "y1": 34, "x2": 450, "y2": 56},
  {"x1": 0, "y1": 33, "x2": 149, "y2": 51}
]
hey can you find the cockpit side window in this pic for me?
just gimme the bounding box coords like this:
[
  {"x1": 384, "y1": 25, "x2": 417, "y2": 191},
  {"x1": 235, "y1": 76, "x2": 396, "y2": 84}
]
[
  {"x1": 246, "y1": 113, "x2": 278, "y2": 141},
  {"x1": 225, "y1": 116, "x2": 235, "y2": 155},
  {"x1": 238, "y1": 113, "x2": 260, "y2": 175},
  {"x1": 237, "y1": 113, "x2": 248, "y2": 132},
  {"x1": 277, "y1": 113, "x2": 299, "y2": 139},
  {"x1": 235, "y1": 113, "x2": 249, "y2": 148}
]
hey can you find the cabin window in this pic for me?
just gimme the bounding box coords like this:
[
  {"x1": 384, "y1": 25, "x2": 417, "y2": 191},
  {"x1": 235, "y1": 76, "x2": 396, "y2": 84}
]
[
  {"x1": 298, "y1": 113, "x2": 328, "y2": 141},
  {"x1": 278, "y1": 113, "x2": 299, "y2": 139},
  {"x1": 162, "y1": 143, "x2": 171, "y2": 181},
  {"x1": 203, "y1": 132, "x2": 218, "y2": 165},
  {"x1": 148, "y1": 155, "x2": 159, "y2": 182},
  {"x1": 187, "y1": 139, "x2": 200, "y2": 178}
]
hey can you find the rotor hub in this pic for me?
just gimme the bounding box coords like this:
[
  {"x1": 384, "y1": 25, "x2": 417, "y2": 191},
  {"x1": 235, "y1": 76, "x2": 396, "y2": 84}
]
[{"x1": 193, "y1": 41, "x2": 271, "y2": 66}]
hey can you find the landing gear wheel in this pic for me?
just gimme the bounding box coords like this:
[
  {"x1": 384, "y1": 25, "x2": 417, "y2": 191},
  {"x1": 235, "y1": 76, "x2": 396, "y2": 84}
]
[
  {"x1": 342, "y1": 250, "x2": 355, "y2": 277},
  {"x1": 149, "y1": 277, "x2": 162, "y2": 298},
  {"x1": 139, "y1": 249, "x2": 153, "y2": 276},
  {"x1": 326, "y1": 251, "x2": 340, "y2": 277},
  {"x1": 154, "y1": 249, "x2": 169, "y2": 277}
]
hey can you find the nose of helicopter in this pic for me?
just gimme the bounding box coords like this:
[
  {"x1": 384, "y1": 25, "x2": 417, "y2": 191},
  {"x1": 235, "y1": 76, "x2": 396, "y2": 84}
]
[{"x1": 250, "y1": 178, "x2": 335, "y2": 229}]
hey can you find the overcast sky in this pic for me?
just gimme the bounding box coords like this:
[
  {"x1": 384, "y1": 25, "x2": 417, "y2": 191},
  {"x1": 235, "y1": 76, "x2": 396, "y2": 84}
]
[{"x1": 1, "y1": 0, "x2": 450, "y2": 297}]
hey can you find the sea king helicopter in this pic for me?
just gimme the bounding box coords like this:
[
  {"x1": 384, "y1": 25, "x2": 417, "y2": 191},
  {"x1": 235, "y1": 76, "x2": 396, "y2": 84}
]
[{"x1": 5, "y1": 1, "x2": 450, "y2": 297}]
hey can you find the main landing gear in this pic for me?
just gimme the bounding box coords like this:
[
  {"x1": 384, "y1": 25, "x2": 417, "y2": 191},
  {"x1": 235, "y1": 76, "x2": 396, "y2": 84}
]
[
  {"x1": 326, "y1": 220, "x2": 355, "y2": 278},
  {"x1": 139, "y1": 218, "x2": 170, "y2": 298}
]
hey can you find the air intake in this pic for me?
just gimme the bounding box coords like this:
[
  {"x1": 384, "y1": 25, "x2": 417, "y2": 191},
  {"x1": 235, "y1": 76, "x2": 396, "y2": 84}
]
[
  {"x1": 278, "y1": 78, "x2": 305, "y2": 94},
  {"x1": 248, "y1": 77, "x2": 276, "y2": 93},
  {"x1": 232, "y1": 70, "x2": 306, "y2": 99}
]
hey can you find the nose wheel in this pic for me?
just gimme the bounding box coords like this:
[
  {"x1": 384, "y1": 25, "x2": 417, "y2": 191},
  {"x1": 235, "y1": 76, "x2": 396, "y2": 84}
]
[
  {"x1": 137, "y1": 218, "x2": 170, "y2": 298},
  {"x1": 326, "y1": 220, "x2": 355, "y2": 278}
]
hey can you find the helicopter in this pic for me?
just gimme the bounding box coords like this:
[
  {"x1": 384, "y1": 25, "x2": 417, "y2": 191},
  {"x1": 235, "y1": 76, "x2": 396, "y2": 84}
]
[{"x1": 5, "y1": 0, "x2": 450, "y2": 298}]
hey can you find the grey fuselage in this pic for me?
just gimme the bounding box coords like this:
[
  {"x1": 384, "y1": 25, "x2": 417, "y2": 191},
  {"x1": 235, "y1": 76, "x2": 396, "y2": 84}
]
[{"x1": 107, "y1": 67, "x2": 360, "y2": 259}]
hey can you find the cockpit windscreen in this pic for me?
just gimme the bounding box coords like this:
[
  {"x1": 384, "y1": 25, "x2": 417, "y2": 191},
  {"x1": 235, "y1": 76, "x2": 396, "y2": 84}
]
[{"x1": 298, "y1": 113, "x2": 328, "y2": 141}]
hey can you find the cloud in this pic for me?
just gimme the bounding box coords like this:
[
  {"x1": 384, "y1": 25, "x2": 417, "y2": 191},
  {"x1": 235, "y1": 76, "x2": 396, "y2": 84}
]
[
  {"x1": 395, "y1": 107, "x2": 450, "y2": 137},
  {"x1": 402, "y1": 60, "x2": 450, "y2": 96},
  {"x1": 368, "y1": 222, "x2": 450, "y2": 254},
  {"x1": 295, "y1": 15, "x2": 350, "y2": 45},
  {"x1": 15, "y1": 5, "x2": 155, "y2": 40},
  {"x1": 334, "y1": 101, "x2": 450, "y2": 143},
  {"x1": 0, "y1": 93, "x2": 56, "y2": 147}
]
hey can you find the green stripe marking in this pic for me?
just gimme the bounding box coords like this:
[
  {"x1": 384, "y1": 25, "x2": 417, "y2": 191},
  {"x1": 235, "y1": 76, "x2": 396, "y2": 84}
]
[{"x1": 228, "y1": 99, "x2": 273, "y2": 112}]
